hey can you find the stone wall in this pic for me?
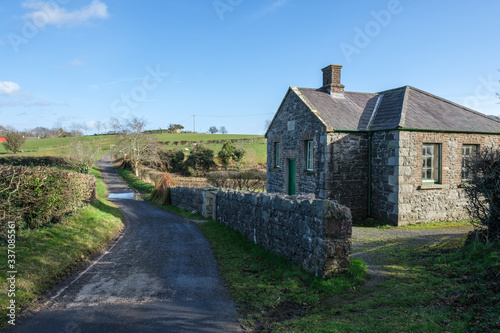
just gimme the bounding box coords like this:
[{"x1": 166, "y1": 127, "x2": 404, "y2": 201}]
[
  {"x1": 326, "y1": 132, "x2": 369, "y2": 217},
  {"x1": 370, "y1": 131, "x2": 399, "y2": 224},
  {"x1": 170, "y1": 186, "x2": 204, "y2": 214},
  {"x1": 396, "y1": 131, "x2": 500, "y2": 225},
  {"x1": 215, "y1": 191, "x2": 352, "y2": 278},
  {"x1": 266, "y1": 88, "x2": 328, "y2": 198}
]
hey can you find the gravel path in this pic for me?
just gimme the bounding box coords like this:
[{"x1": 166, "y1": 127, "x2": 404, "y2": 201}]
[{"x1": 11, "y1": 153, "x2": 242, "y2": 333}]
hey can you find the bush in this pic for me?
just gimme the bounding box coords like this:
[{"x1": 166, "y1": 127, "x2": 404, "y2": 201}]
[
  {"x1": 0, "y1": 165, "x2": 96, "y2": 243},
  {"x1": 158, "y1": 149, "x2": 185, "y2": 173},
  {"x1": 0, "y1": 155, "x2": 68, "y2": 167},
  {"x1": 463, "y1": 148, "x2": 500, "y2": 243},
  {"x1": 2, "y1": 131, "x2": 26, "y2": 154},
  {"x1": 183, "y1": 144, "x2": 216, "y2": 176},
  {"x1": 206, "y1": 170, "x2": 266, "y2": 191},
  {"x1": 218, "y1": 140, "x2": 245, "y2": 170}
]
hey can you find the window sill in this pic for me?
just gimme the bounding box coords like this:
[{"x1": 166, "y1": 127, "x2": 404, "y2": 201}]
[{"x1": 419, "y1": 184, "x2": 444, "y2": 190}]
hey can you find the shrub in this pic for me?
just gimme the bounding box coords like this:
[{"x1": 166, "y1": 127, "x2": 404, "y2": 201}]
[
  {"x1": 218, "y1": 140, "x2": 246, "y2": 170},
  {"x1": 0, "y1": 155, "x2": 68, "y2": 167},
  {"x1": 183, "y1": 144, "x2": 216, "y2": 176},
  {"x1": 158, "y1": 149, "x2": 185, "y2": 173},
  {"x1": 463, "y1": 148, "x2": 500, "y2": 243},
  {"x1": 0, "y1": 165, "x2": 96, "y2": 243},
  {"x1": 2, "y1": 131, "x2": 26, "y2": 154}
]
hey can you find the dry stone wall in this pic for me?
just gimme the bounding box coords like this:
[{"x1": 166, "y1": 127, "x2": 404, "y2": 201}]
[
  {"x1": 169, "y1": 186, "x2": 352, "y2": 278},
  {"x1": 170, "y1": 186, "x2": 204, "y2": 214},
  {"x1": 215, "y1": 191, "x2": 352, "y2": 278}
]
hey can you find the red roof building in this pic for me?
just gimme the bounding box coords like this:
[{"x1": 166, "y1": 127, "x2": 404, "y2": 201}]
[{"x1": 0, "y1": 137, "x2": 6, "y2": 143}]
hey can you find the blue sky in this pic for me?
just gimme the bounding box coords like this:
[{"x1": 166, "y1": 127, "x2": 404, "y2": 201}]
[{"x1": 1, "y1": 0, "x2": 499, "y2": 135}]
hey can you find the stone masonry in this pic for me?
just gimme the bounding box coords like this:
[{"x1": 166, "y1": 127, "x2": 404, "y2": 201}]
[{"x1": 169, "y1": 186, "x2": 353, "y2": 278}]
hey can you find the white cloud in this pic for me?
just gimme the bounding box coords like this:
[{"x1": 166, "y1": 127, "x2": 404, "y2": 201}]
[
  {"x1": 0, "y1": 81, "x2": 21, "y2": 95},
  {"x1": 23, "y1": 0, "x2": 109, "y2": 28}
]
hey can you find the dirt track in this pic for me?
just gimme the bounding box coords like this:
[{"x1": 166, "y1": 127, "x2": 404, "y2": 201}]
[{"x1": 10, "y1": 153, "x2": 242, "y2": 333}]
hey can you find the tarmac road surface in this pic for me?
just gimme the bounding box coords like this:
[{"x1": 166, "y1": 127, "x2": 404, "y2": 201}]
[{"x1": 10, "y1": 153, "x2": 242, "y2": 333}]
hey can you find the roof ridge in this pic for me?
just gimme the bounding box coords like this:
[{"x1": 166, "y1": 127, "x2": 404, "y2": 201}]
[
  {"x1": 398, "y1": 86, "x2": 410, "y2": 128},
  {"x1": 406, "y1": 86, "x2": 500, "y2": 125}
]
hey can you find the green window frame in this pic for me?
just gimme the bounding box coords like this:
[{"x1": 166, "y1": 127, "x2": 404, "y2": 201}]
[
  {"x1": 274, "y1": 142, "x2": 280, "y2": 168},
  {"x1": 305, "y1": 140, "x2": 314, "y2": 172},
  {"x1": 461, "y1": 144, "x2": 478, "y2": 182},
  {"x1": 422, "y1": 143, "x2": 441, "y2": 184}
]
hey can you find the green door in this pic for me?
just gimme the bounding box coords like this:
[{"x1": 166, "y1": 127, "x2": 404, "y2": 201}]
[{"x1": 288, "y1": 159, "x2": 296, "y2": 195}]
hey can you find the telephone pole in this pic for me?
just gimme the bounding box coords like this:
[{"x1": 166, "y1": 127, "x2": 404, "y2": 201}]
[{"x1": 192, "y1": 115, "x2": 196, "y2": 133}]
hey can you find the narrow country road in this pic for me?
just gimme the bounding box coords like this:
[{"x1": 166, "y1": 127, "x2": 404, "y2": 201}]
[{"x1": 11, "y1": 153, "x2": 242, "y2": 333}]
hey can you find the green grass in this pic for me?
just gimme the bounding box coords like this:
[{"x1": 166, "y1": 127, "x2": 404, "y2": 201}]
[
  {"x1": 0, "y1": 135, "x2": 119, "y2": 156},
  {"x1": 0, "y1": 166, "x2": 124, "y2": 328},
  {"x1": 395, "y1": 220, "x2": 472, "y2": 229},
  {"x1": 198, "y1": 220, "x2": 367, "y2": 331},
  {"x1": 269, "y1": 234, "x2": 499, "y2": 332}
]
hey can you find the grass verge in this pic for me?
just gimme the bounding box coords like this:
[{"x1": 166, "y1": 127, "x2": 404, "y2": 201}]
[
  {"x1": 198, "y1": 220, "x2": 367, "y2": 331},
  {"x1": 0, "y1": 166, "x2": 124, "y2": 328}
]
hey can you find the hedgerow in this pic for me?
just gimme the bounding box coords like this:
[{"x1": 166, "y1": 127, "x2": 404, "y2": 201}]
[{"x1": 0, "y1": 165, "x2": 96, "y2": 243}]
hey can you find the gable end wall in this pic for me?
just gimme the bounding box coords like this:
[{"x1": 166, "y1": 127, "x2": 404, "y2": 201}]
[{"x1": 267, "y1": 91, "x2": 328, "y2": 197}]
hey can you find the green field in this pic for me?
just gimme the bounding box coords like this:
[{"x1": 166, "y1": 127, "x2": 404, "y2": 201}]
[{"x1": 0, "y1": 133, "x2": 267, "y2": 166}]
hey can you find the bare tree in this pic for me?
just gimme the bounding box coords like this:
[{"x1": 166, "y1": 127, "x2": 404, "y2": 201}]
[
  {"x1": 463, "y1": 148, "x2": 500, "y2": 243},
  {"x1": 70, "y1": 122, "x2": 84, "y2": 137},
  {"x1": 109, "y1": 117, "x2": 122, "y2": 134},
  {"x1": 208, "y1": 126, "x2": 218, "y2": 134},
  {"x1": 95, "y1": 121, "x2": 106, "y2": 135},
  {"x1": 119, "y1": 116, "x2": 158, "y2": 177},
  {"x1": 220, "y1": 126, "x2": 228, "y2": 134},
  {"x1": 3, "y1": 131, "x2": 26, "y2": 154},
  {"x1": 66, "y1": 141, "x2": 100, "y2": 174},
  {"x1": 126, "y1": 115, "x2": 147, "y2": 134}
]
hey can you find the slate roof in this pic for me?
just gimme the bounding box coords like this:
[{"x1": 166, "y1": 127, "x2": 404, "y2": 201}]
[{"x1": 295, "y1": 85, "x2": 500, "y2": 133}]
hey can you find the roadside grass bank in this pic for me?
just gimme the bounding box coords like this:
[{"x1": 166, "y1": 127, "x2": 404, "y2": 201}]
[
  {"x1": 0, "y1": 166, "x2": 124, "y2": 328},
  {"x1": 116, "y1": 164, "x2": 370, "y2": 331}
]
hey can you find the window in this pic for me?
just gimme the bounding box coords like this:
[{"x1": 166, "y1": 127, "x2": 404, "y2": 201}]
[
  {"x1": 274, "y1": 142, "x2": 280, "y2": 168},
  {"x1": 462, "y1": 144, "x2": 478, "y2": 181},
  {"x1": 305, "y1": 140, "x2": 314, "y2": 171},
  {"x1": 422, "y1": 143, "x2": 441, "y2": 184}
]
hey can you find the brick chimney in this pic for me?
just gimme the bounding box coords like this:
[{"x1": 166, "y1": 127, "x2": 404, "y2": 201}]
[{"x1": 321, "y1": 64, "x2": 345, "y2": 94}]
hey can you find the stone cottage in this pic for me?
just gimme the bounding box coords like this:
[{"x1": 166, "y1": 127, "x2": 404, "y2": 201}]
[{"x1": 265, "y1": 64, "x2": 500, "y2": 225}]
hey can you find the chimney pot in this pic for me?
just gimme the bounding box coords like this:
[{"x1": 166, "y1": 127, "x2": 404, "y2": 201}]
[{"x1": 321, "y1": 64, "x2": 345, "y2": 94}]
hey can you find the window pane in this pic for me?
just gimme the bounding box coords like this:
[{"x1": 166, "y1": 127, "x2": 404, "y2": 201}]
[{"x1": 422, "y1": 143, "x2": 441, "y2": 183}]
